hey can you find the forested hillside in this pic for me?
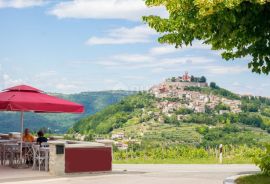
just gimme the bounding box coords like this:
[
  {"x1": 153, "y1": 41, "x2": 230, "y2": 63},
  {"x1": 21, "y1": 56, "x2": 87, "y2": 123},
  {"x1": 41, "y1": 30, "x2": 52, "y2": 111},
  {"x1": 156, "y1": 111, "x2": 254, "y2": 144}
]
[{"x1": 0, "y1": 91, "x2": 135, "y2": 133}]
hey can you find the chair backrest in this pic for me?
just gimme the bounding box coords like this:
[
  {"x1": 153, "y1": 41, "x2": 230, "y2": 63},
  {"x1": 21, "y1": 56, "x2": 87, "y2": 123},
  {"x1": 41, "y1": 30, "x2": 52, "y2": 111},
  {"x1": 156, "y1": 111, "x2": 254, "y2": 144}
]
[
  {"x1": 40, "y1": 142, "x2": 49, "y2": 147},
  {"x1": 32, "y1": 144, "x2": 41, "y2": 157}
]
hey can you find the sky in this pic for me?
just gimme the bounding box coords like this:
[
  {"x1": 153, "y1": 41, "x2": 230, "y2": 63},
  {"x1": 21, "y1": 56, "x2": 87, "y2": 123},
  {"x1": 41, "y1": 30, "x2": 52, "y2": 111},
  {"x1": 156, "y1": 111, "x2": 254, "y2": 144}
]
[{"x1": 0, "y1": 0, "x2": 269, "y2": 97}]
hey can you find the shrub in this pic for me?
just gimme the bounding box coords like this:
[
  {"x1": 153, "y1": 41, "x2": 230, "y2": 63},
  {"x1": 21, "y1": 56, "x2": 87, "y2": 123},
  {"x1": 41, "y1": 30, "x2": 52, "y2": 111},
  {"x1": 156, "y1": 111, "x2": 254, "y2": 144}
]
[
  {"x1": 164, "y1": 115, "x2": 180, "y2": 125},
  {"x1": 241, "y1": 103, "x2": 259, "y2": 112},
  {"x1": 196, "y1": 126, "x2": 209, "y2": 135},
  {"x1": 239, "y1": 113, "x2": 263, "y2": 128},
  {"x1": 255, "y1": 144, "x2": 270, "y2": 176},
  {"x1": 176, "y1": 108, "x2": 194, "y2": 115}
]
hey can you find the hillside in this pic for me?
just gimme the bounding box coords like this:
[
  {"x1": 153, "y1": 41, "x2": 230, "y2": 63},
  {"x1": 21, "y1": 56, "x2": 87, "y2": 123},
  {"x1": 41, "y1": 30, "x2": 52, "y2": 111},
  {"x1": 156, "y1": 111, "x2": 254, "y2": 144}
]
[
  {"x1": 71, "y1": 79, "x2": 270, "y2": 149},
  {"x1": 0, "y1": 90, "x2": 135, "y2": 133}
]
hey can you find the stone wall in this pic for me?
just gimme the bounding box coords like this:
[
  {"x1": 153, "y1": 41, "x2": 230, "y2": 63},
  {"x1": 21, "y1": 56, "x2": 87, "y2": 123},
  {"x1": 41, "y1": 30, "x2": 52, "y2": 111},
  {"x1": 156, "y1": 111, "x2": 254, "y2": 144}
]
[
  {"x1": 165, "y1": 81, "x2": 208, "y2": 88},
  {"x1": 49, "y1": 141, "x2": 65, "y2": 175}
]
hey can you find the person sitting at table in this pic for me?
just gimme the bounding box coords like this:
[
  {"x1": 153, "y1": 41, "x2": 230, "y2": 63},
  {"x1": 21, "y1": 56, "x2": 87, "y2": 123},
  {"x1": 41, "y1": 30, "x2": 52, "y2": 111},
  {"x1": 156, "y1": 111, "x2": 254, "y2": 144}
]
[
  {"x1": 36, "y1": 130, "x2": 48, "y2": 145},
  {"x1": 23, "y1": 128, "x2": 35, "y2": 142},
  {"x1": 22, "y1": 128, "x2": 35, "y2": 166}
]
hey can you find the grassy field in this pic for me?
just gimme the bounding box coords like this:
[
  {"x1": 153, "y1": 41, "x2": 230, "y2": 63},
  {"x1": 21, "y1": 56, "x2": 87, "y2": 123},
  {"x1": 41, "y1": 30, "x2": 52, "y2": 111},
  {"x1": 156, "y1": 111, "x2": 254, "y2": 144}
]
[{"x1": 235, "y1": 174, "x2": 270, "y2": 184}]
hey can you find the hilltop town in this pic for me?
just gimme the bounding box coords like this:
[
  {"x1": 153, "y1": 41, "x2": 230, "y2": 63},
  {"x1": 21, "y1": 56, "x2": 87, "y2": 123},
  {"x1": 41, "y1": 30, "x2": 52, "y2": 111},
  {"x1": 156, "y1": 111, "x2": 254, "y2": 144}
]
[
  {"x1": 149, "y1": 72, "x2": 242, "y2": 116},
  {"x1": 108, "y1": 73, "x2": 243, "y2": 150}
]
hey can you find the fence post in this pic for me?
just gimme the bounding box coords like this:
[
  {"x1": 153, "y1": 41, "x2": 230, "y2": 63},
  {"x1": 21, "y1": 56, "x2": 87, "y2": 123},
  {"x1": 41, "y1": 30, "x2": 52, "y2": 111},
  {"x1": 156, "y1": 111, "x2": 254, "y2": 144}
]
[
  {"x1": 215, "y1": 145, "x2": 218, "y2": 159},
  {"x1": 219, "y1": 144, "x2": 223, "y2": 164}
]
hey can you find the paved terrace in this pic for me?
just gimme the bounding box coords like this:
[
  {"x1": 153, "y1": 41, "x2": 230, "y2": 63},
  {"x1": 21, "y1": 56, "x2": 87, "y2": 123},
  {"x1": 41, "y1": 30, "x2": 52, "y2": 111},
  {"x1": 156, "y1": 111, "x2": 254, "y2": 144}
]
[{"x1": 0, "y1": 164, "x2": 260, "y2": 184}]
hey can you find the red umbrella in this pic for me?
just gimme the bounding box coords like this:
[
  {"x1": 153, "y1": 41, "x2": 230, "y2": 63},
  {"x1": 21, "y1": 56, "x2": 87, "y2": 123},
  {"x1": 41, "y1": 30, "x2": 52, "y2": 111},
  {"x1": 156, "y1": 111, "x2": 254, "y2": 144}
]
[
  {"x1": 0, "y1": 85, "x2": 84, "y2": 113},
  {"x1": 0, "y1": 85, "x2": 84, "y2": 162}
]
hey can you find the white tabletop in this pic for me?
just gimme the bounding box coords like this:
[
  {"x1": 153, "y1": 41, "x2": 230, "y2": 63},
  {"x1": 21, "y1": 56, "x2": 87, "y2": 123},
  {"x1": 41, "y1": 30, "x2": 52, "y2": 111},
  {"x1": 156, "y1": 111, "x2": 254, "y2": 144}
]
[
  {"x1": 4, "y1": 143, "x2": 19, "y2": 146},
  {"x1": 0, "y1": 140, "x2": 17, "y2": 143}
]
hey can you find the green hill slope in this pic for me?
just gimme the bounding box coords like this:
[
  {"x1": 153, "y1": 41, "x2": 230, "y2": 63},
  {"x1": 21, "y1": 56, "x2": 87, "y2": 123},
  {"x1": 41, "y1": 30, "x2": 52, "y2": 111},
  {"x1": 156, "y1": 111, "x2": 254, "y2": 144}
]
[
  {"x1": 71, "y1": 88, "x2": 270, "y2": 148},
  {"x1": 0, "y1": 91, "x2": 135, "y2": 133}
]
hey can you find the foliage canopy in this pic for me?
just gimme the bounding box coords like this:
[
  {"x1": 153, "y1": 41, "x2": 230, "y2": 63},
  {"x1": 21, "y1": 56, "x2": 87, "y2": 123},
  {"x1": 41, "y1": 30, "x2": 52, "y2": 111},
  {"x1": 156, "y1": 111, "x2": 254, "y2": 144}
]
[{"x1": 143, "y1": 0, "x2": 270, "y2": 74}]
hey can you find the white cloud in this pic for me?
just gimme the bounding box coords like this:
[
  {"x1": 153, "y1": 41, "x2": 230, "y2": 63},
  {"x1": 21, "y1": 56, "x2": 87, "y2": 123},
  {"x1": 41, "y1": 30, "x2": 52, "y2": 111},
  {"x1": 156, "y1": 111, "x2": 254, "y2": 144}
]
[
  {"x1": 123, "y1": 76, "x2": 145, "y2": 80},
  {"x1": 36, "y1": 70, "x2": 57, "y2": 78},
  {"x1": 86, "y1": 25, "x2": 157, "y2": 45},
  {"x1": 150, "y1": 67, "x2": 181, "y2": 74},
  {"x1": 149, "y1": 45, "x2": 178, "y2": 56},
  {"x1": 112, "y1": 54, "x2": 154, "y2": 63},
  {"x1": 190, "y1": 41, "x2": 212, "y2": 50},
  {"x1": 232, "y1": 81, "x2": 240, "y2": 86},
  {"x1": 206, "y1": 66, "x2": 248, "y2": 74},
  {"x1": 104, "y1": 79, "x2": 117, "y2": 84},
  {"x1": 104, "y1": 79, "x2": 148, "y2": 91},
  {"x1": 30, "y1": 72, "x2": 87, "y2": 93},
  {"x1": 55, "y1": 83, "x2": 77, "y2": 91},
  {"x1": 0, "y1": 0, "x2": 46, "y2": 9},
  {"x1": 261, "y1": 83, "x2": 270, "y2": 87},
  {"x1": 2, "y1": 74, "x2": 24, "y2": 87},
  {"x1": 228, "y1": 82, "x2": 269, "y2": 97},
  {"x1": 149, "y1": 41, "x2": 211, "y2": 56},
  {"x1": 103, "y1": 79, "x2": 129, "y2": 90},
  {"x1": 111, "y1": 82, "x2": 129, "y2": 90},
  {"x1": 0, "y1": 69, "x2": 87, "y2": 94},
  {"x1": 97, "y1": 52, "x2": 214, "y2": 70},
  {"x1": 160, "y1": 57, "x2": 214, "y2": 66},
  {"x1": 49, "y1": 0, "x2": 168, "y2": 21}
]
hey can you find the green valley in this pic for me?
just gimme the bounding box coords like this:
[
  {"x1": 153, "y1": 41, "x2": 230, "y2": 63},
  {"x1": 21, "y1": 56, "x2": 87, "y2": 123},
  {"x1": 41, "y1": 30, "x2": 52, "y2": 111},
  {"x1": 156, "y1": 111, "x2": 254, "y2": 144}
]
[{"x1": 0, "y1": 91, "x2": 135, "y2": 133}]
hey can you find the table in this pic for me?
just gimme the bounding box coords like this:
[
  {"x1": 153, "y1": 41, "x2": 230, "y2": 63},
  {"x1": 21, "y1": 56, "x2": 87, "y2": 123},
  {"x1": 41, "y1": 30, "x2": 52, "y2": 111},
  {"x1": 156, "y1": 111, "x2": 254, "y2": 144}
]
[{"x1": 0, "y1": 140, "x2": 17, "y2": 143}]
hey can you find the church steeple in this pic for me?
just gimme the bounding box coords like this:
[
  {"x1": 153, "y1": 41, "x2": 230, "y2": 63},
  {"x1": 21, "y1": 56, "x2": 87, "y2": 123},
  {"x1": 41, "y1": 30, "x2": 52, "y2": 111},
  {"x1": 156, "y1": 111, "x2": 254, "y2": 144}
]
[{"x1": 182, "y1": 71, "x2": 191, "y2": 82}]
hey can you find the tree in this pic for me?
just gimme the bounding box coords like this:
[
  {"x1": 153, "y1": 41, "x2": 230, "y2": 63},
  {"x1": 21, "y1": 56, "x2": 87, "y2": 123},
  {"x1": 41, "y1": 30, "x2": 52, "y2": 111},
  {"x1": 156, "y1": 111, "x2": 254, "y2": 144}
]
[
  {"x1": 215, "y1": 103, "x2": 230, "y2": 111},
  {"x1": 239, "y1": 113, "x2": 263, "y2": 128},
  {"x1": 210, "y1": 82, "x2": 217, "y2": 89},
  {"x1": 241, "y1": 102, "x2": 260, "y2": 112},
  {"x1": 143, "y1": 0, "x2": 270, "y2": 74},
  {"x1": 176, "y1": 108, "x2": 194, "y2": 115},
  {"x1": 164, "y1": 114, "x2": 180, "y2": 125},
  {"x1": 199, "y1": 76, "x2": 206, "y2": 83},
  {"x1": 191, "y1": 75, "x2": 195, "y2": 82}
]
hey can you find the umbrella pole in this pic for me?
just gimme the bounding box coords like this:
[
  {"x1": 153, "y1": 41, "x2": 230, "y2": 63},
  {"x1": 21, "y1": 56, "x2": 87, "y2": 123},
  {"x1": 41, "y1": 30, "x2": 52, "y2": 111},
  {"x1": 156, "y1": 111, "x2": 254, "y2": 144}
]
[{"x1": 20, "y1": 111, "x2": 24, "y2": 162}]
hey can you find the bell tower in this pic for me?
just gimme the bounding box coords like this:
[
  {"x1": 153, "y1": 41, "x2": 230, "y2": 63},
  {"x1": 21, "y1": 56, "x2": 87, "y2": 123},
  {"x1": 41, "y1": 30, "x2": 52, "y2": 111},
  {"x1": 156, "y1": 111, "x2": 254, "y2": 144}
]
[{"x1": 182, "y1": 72, "x2": 191, "y2": 82}]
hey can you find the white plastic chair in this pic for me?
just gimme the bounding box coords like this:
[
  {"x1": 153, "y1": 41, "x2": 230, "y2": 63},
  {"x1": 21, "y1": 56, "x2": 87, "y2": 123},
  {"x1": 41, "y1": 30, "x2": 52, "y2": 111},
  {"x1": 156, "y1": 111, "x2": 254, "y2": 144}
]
[
  {"x1": 40, "y1": 142, "x2": 49, "y2": 147},
  {"x1": 3, "y1": 143, "x2": 20, "y2": 166},
  {"x1": 32, "y1": 145, "x2": 46, "y2": 171},
  {"x1": 39, "y1": 146, "x2": 49, "y2": 171},
  {"x1": 22, "y1": 142, "x2": 34, "y2": 165}
]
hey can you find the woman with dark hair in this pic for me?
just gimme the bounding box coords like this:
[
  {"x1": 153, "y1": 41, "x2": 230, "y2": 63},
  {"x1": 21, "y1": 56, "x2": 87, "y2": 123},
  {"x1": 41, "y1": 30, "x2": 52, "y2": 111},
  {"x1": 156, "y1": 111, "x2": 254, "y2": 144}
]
[{"x1": 36, "y1": 130, "x2": 48, "y2": 145}]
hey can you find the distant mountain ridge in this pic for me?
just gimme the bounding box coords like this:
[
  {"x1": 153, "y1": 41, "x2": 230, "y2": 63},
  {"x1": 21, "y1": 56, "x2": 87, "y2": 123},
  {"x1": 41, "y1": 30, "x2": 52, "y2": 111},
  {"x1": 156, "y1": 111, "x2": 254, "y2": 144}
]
[{"x1": 0, "y1": 90, "x2": 136, "y2": 133}]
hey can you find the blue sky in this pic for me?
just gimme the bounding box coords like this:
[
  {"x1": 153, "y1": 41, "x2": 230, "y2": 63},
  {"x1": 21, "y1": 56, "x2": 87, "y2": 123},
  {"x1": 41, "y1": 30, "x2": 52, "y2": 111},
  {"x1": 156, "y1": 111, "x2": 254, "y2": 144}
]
[{"x1": 0, "y1": 0, "x2": 269, "y2": 97}]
